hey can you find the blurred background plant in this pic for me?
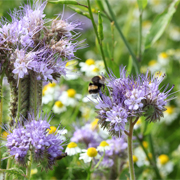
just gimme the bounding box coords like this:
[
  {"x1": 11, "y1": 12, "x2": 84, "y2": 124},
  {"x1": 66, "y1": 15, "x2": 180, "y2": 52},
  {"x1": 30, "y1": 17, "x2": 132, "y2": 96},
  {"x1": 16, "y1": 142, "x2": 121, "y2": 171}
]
[{"x1": 1, "y1": 0, "x2": 180, "y2": 179}]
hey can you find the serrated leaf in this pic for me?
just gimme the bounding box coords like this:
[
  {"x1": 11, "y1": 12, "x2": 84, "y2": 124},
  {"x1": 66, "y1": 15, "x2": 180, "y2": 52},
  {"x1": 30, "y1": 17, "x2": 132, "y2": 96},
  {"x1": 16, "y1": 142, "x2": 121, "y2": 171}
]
[
  {"x1": 145, "y1": 0, "x2": 180, "y2": 49},
  {"x1": 0, "y1": 168, "x2": 26, "y2": 178},
  {"x1": 137, "y1": 0, "x2": 147, "y2": 10},
  {"x1": 49, "y1": 0, "x2": 78, "y2": 5}
]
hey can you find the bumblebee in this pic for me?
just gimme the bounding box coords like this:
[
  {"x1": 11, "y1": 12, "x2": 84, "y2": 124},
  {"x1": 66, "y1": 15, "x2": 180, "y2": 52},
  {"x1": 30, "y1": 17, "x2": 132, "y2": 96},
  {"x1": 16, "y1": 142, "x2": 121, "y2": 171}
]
[
  {"x1": 55, "y1": 152, "x2": 67, "y2": 161},
  {"x1": 88, "y1": 75, "x2": 105, "y2": 97}
]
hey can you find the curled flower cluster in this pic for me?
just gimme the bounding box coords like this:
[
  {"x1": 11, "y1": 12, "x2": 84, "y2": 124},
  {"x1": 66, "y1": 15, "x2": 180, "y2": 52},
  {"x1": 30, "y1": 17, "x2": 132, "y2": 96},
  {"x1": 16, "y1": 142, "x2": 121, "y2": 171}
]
[
  {"x1": 6, "y1": 113, "x2": 65, "y2": 170},
  {"x1": 0, "y1": 0, "x2": 84, "y2": 82},
  {"x1": 95, "y1": 66, "x2": 174, "y2": 135}
]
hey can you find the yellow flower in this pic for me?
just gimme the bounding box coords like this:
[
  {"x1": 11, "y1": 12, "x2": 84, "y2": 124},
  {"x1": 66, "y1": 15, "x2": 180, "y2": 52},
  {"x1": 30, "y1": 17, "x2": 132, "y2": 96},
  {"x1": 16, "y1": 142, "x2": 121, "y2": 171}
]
[
  {"x1": 91, "y1": 119, "x2": 99, "y2": 130},
  {"x1": 165, "y1": 106, "x2": 175, "y2": 115},
  {"x1": 67, "y1": 89, "x2": 76, "y2": 98},
  {"x1": 133, "y1": 155, "x2": 138, "y2": 163},
  {"x1": 47, "y1": 126, "x2": 57, "y2": 134},
  {"x1": 160, "y1": 52, "x2": 168, "y2": 59},
  {"x1": 142, "y1": 141, "x2": 148, "y2": 149},
  {"x1": 85, "y1": 59, "x2": 95, "y2": 66},
  {"x1": 87, "y1": 147, "x2": 98, "y2": 157},
  {"x1": 55, "y1": 101, "x2": 64, "y2": 108},
  {"x1": 31, "y1": 168, "x2": 38, "y2": 175},
  {"x1": 148, "y1": 60, "x2": 157, "y2": 66},
  {"x1": 1, "y1": 131, "x2": 9, "y2": 139},
  {"x1": 158, "y1": 154, "x2": 169, "y2": 165},
  {"x1": 67, "y1": 142, "x2": 78, "y2": 148}
]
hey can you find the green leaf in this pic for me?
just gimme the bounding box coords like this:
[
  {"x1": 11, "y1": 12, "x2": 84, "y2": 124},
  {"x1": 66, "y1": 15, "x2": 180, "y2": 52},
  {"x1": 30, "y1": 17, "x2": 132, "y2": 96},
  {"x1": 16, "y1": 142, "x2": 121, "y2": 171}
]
[
  {"x1": 49, "y1": 0, "x2": 78, "y2": 5},
  {"x1": 0, "y1": 168, "x2": 26, "y2": 179},
  {"x1": 68, "y1": 6, "x2": 90, "y2": 19},
  {"x1": 144, "y1": 122, "x2": 154, "y2": 135},
  {"x1": 98, "y1": 12, "x2": 104, "y2": 41},
  {"x1": 95, "y1": 0, "x2": 104, "y2": 11},
  {"x1": 145, "y1": 0, "x2": 180, "y2": 49},
  {"x1": 137, "y1": 0, "x2": 147, "y2": 10},
  {"x1": 127, "y1": 56, "x2": 133, "y2": 75}
]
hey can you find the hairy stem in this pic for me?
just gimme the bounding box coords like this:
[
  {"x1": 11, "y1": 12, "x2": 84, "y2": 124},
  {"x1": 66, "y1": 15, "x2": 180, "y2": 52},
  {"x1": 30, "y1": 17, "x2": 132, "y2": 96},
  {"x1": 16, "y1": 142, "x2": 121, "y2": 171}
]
[
  {"x1": 0, "y1": 76, "x2": 3, "y2": 167},
  {"x1": 127, "y1": 118, "x2": 136, "y2": 180},
  {"x1": 5, "y1": 158, "x2": 12, "y2": 180},
  {"x1": 26, "y1": 151, "x2": 33, "y2": 180},
  {"x1": 87, "y1": 0, "x2": 109, "y2": 74},
  {"x1": 86, "y1": 160, "x2": 92, "y2": 180},
  {"x1": 16, "y1": 79, "x2": 22, "y2": 121}
]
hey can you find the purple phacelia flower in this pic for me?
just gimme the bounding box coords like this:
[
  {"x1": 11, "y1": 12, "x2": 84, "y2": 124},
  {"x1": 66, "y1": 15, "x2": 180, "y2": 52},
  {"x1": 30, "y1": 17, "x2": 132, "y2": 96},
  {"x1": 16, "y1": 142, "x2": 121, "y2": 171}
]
[
  {"x1": 95, "y1": 66, "x2": 174, "y2": 136},
  {"x1": 6, "y1": 112, "x2": 65, "y2": 170}
]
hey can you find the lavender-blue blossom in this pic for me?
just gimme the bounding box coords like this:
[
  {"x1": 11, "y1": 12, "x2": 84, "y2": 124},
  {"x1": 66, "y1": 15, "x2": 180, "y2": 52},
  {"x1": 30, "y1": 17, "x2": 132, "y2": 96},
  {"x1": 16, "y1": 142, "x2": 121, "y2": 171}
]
[
  {"x1": 95, "y1": 66, "x2": 174, "y2": 136},
  {"x1": 6, "y1": 113, "x2": 65, "y2": 170}
]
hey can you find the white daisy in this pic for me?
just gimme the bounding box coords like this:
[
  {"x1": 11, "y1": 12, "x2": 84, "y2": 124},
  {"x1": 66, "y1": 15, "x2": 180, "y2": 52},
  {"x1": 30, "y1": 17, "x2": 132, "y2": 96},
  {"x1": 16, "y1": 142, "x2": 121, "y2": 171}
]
[
  {"x1": 79, "y1": 59, "x2": 105, "y2": 77},
  {"x1": 157, "y1": 154, "x2": 174, "y2": 177},
  {"x1": 97, "y1": 141, "x2": 111, "y2": 152},
  {"x1": 79, "y1": 147, "x2": 101, "y2": 163},
  {"x1": 160, "y1": 105, "x2": 178, "y2": 125},
  {"x1": 52, "y1": 100, "x2": 66, "y2": 114},
  {"x1": 65, "y1": 142, "x2": 81, "y2": 156},
  {"x1": 59, "y1": 89, "x2": 81, "y2": 107},
  {"x1": 158, "y1": 52, "x2": 169, "y2": 66}
]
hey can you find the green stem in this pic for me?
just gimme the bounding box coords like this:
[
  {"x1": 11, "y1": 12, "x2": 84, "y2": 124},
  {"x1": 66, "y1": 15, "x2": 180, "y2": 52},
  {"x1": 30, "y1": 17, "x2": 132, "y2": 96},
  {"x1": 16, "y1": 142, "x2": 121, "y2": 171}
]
[
  {"x1": 26, "y1": 151, "x2": 33, "y2": 180},
  {"x1": 104, "y1": 0, "x2": 139, "y2": 75},
  {"x1": 148, "y1": 134, "x2": 162, "y2": 179},
  {"x1": 134, "y1": 132, "x2": 162, "y2": 179},
  {"x1": 127, "y1": 118, "x2": 136, "y2": 180},
  {"x1": 87, "y1": 0, "x2": 109, "y2": 74},
  {"x1": 5, "y1": 158, "x2": 12, "y2": 180},
  {"x1": 0, "y1": 76, "x2": 3, "y2": 167},
  {"x1": 34, "y1": 79, "x2": 37, "y2": 116},
  {"x1": 86, "y1": 160, "x2": 92, "y2": 180},
  {"x1": 17, "y1": 79, "x2": 22, "y2": 121},
  {"x1": 138, "y1": 11, "x2": 142, "y2": 61}
]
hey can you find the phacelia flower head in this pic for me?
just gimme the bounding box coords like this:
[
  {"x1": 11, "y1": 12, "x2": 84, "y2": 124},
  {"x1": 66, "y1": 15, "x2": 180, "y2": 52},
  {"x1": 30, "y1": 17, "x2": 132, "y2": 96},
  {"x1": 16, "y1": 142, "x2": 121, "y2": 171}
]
[
  {"x1": 1, "y1": 0, "x2": 85, "y2": 85},
  {"x1": 6, "y1": 112, "x2": 65, "y2": 170},
  {"x1": 95, "y1": 66, "x2": 174, "y2": 136}
]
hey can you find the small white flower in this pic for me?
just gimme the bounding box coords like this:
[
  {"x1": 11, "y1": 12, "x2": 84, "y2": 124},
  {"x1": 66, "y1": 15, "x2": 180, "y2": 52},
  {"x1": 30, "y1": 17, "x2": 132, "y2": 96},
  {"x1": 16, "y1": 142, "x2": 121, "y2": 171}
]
[
  {"x1": 79, "y1": 147, "x2": 100, "y2": 163},
  {"x1": 97, "y1": 141, "x2": 111, "y2": 152},
  {"x1": 79, "y1": 59, "x2": 105, "y2": 77},
  {"x1": 52, "y1": 100, "x2": 66, "y2": 114},
  {"x1": 160, "y1": 105, "x2": 178, "y2": 125},
  {"x1": 59, "y1": 89, "x2": 81, "y2": 107},
  {"x1": 158, "y1": 52, "x2": 169, "y2": 66},
  {"x1": 157, "y1": 154, "x2": 174, "y2": 177},
  {"x1": 65, "y1": 142, "x2": 81, "y2": 156}
]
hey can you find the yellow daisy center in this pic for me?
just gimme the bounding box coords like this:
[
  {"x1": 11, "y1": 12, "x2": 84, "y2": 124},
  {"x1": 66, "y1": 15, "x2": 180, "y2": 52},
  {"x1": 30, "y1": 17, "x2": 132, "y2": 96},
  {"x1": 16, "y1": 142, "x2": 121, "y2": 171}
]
[
  {"x1": 87, "y1": 147, "x2": 98, "y2": 157},
  {"x1": 160, "y1": 52, "x2": 168, "y2": 59},
  {"x1": 92, "y1": 67, "x2": 100, "y2": 72},
  {"x1": 133, "y1": 155, "x2": 138, "y2": 162},
  {"x1": 159, "y1": 154, "x2": 169, "y2": 165},
  {"x1": 31, "y1": 168, "x2": 38, "y2": 175},
  {"x1": 55, "y1": 101, "x2": 64, "y2": 108},
  {"x1": 1, "y1": 131, "x2": 9, "y2": 139},
  {"x1": 67, "y1": 89, "x2": 76, "y2": 98},
  {"x1": 155, "y1": 71, "x2": 163, "y2": 77},
  {"x1": 47, "y1": 126, "x2": 57, "y2": 134},
  {"x1": 85, "y1": 59, "x2": 95, "y2": 66},
  {"x1": 99, "y1": 141, "x2": 109, "y2": 147},
  {"x1": 148, "y1": 60, "x2": 157, "y2": 66},
  {"x1": 49, "y1": 82, "x2": 56, "y2": 87},
  {"x1": 165, "y1": 106, "x2": 175, "y2": 114},
  {"x1": 91, "y1": 119, "x2": 99, "y2": 130},
  {"x1": 136, "y1": 118, "x2": 141, "y2": 125},
  {"x1": 42, "y1": 84, "x2": 49, "y2": 96},
  {"x1": 67, "y1": 142, "x2": 78, "y2": 148},
  {"x1": 142, "y1": 141, "x2": 148, "y2": 149}
]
